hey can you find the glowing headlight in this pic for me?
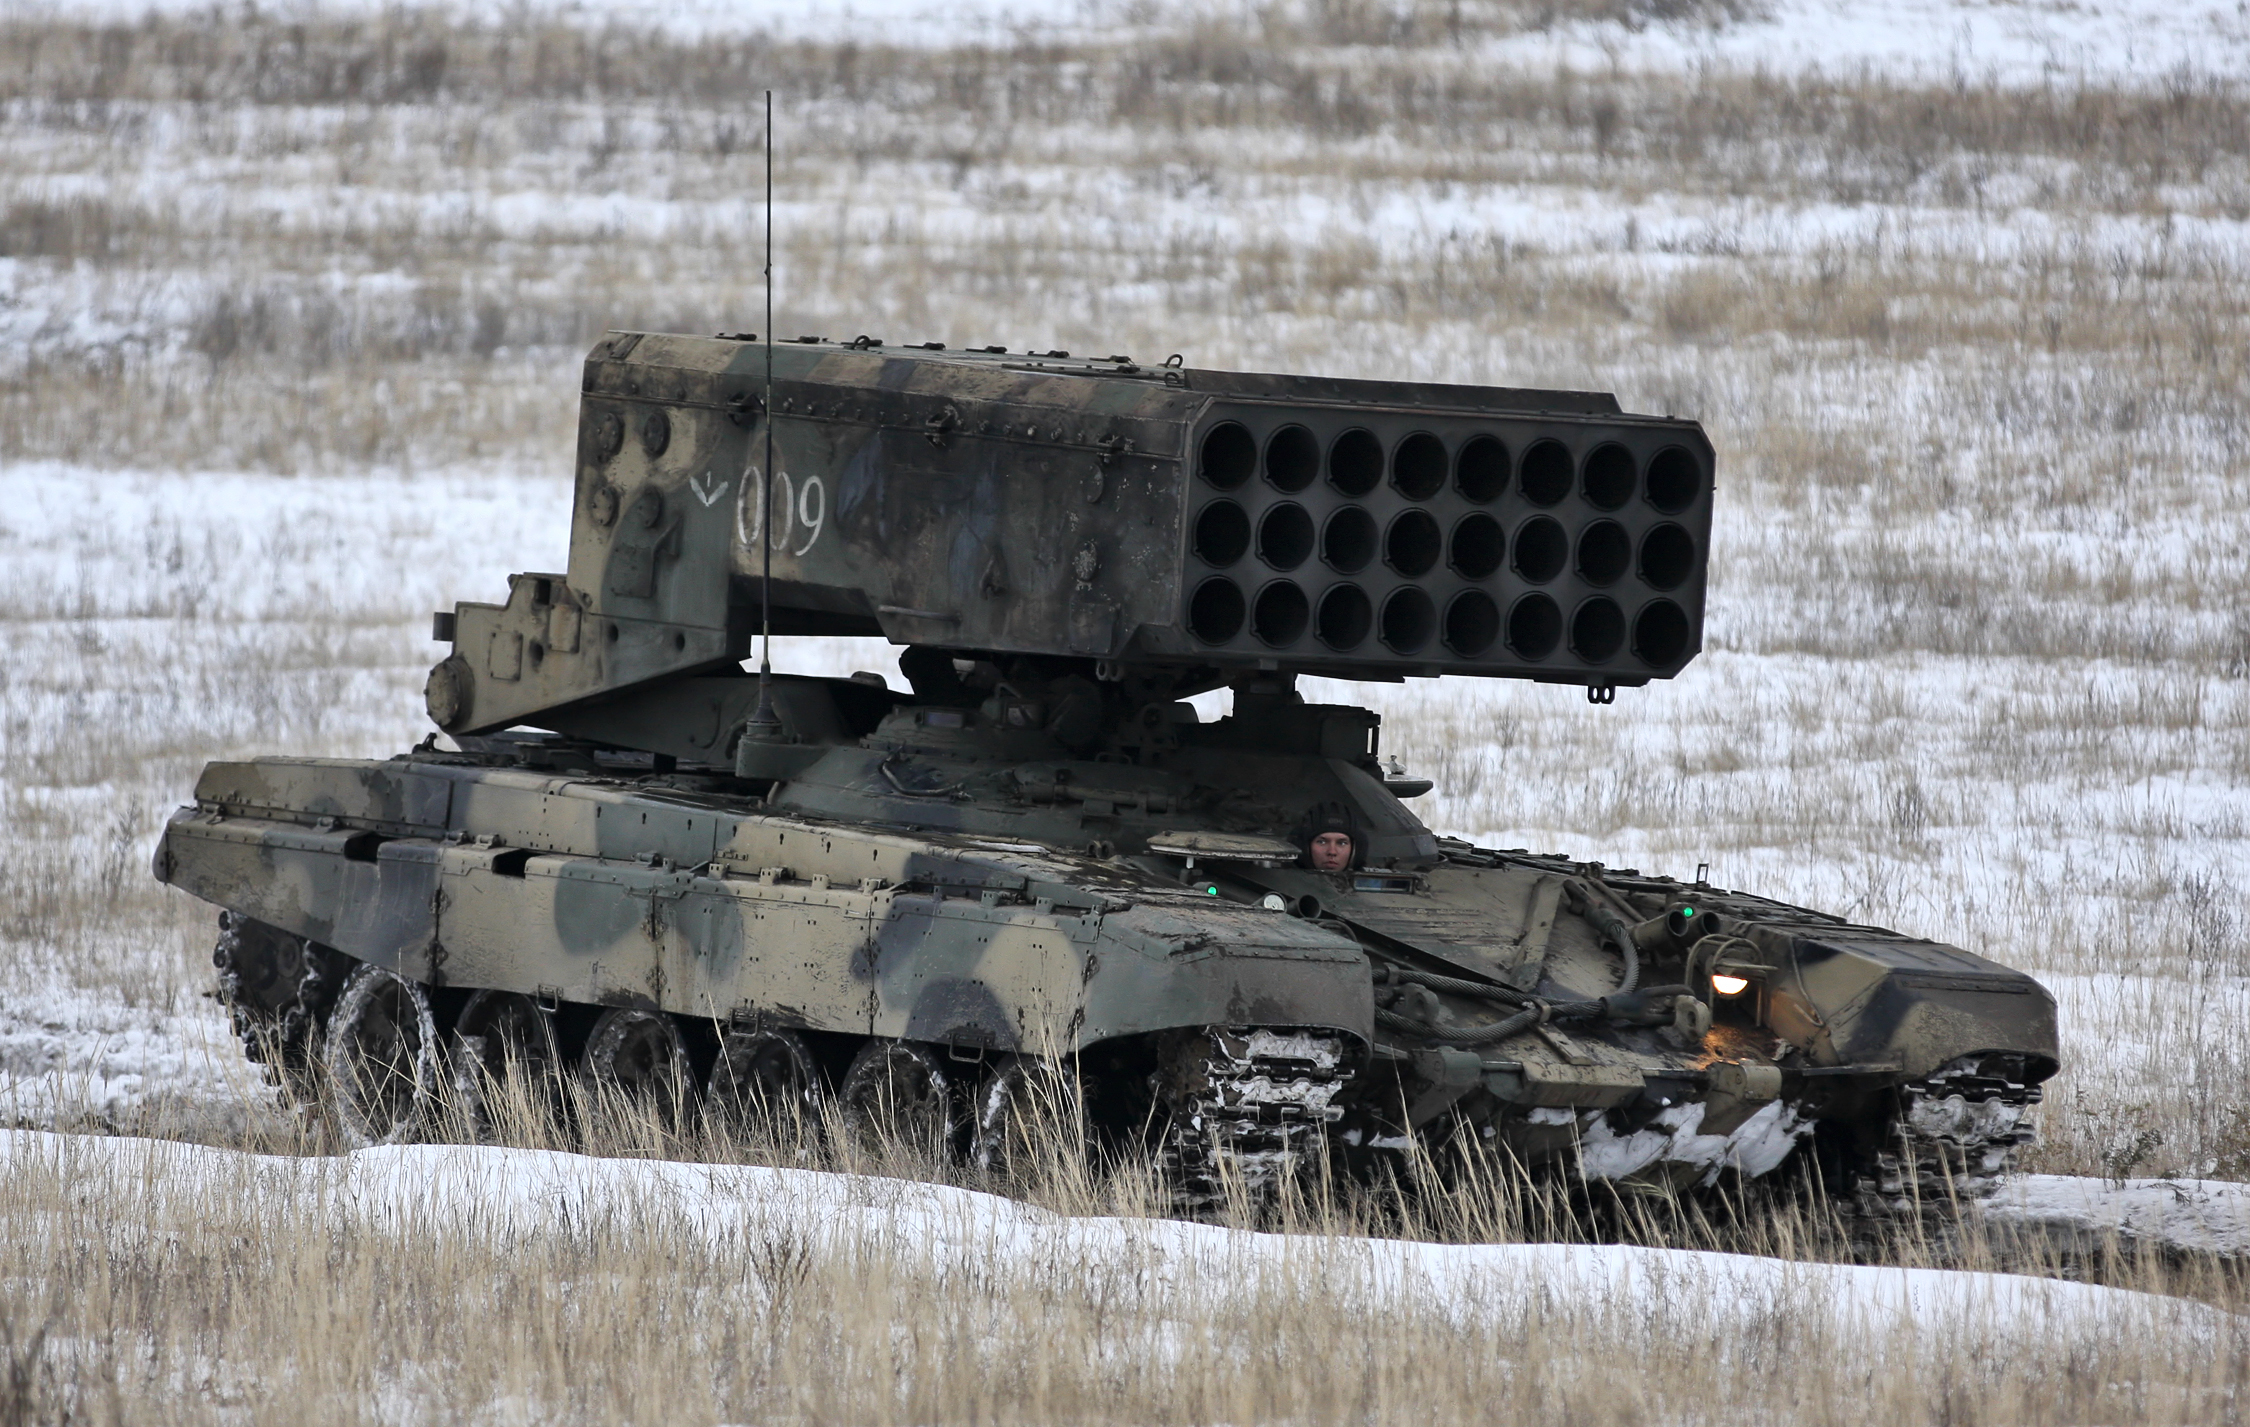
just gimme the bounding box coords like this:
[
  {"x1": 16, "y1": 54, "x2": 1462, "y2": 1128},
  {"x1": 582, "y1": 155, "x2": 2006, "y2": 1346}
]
[{"x1": 1710, "y1": 973, "x2": 1751, "y2": 997}]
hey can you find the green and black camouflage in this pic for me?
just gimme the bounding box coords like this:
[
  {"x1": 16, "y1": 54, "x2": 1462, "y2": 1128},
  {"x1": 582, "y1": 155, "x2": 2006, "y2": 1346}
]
[{"x1": 159, "y1": 332, "x2": 2057, "y2": 1210}]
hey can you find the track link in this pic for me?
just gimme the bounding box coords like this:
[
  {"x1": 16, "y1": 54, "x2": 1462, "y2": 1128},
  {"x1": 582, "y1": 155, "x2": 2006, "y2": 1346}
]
[
  {"x1": 1159, "y1": 1028, "x2": 1352, "y2": 1210},
  {"x1": 1852, "y1": 1054, "x2": 2042, "y2": 1216}
]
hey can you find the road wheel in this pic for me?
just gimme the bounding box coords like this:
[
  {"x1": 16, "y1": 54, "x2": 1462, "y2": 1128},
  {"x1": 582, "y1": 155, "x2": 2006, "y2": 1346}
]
[
  {"x1": 323, "y1": 963, "x2": 440, "y2": 1149},
  {"x1": 451, "y1": 990, "x2": 564, "y2": 1140},
  {"x1": 583, "y1": 1007, "x2": 693, "y2": 1128},
  {"x1": 708, "y1": 1027, "x2": 823, "y2": 1143},
  {"x1": 838, "y1": 1040, "x2": 958, "y2": 1161},
  {"x1": 972, "y1": 1055, "x2": 1084, "y2": 1182}
]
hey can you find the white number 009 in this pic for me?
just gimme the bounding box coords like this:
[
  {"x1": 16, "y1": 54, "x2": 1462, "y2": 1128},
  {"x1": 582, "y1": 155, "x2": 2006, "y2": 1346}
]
[{"x1": 736, "y1": 465, "x2": 825, "y2": 557}]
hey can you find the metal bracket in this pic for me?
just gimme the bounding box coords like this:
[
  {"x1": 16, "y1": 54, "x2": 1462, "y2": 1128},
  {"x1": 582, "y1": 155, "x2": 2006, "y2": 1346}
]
[{"x1": 924, "y1": 402, "x2": 962, "y2": 448}]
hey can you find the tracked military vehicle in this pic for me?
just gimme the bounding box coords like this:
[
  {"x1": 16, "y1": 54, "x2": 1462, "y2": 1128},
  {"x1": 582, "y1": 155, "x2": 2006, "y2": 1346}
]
[{"x1": 155, "y1": 332, "x2": 2058, "y2": 1212}]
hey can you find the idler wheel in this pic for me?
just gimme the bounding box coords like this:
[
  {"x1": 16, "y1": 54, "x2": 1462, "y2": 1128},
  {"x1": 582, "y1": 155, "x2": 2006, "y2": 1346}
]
[
  {"x1": 972, "y1": 1055, "x2": 1083, "y2": 1181},
  {"x1": 583, "y1": 1007, "x2": 694, "y2": 1127},
  {"x1": 838, "y1": 1040, "x2": 959, "y2": 1160},
  {"x1": 708, "y1": 1027, "x2": 823, "y2": 1141},
  {"x1": 451, "y1": 989, "x2": 564, "y2": 1140},
  {"x1": 323, "y1": 964, "x2": 440, "y2": 1149}
]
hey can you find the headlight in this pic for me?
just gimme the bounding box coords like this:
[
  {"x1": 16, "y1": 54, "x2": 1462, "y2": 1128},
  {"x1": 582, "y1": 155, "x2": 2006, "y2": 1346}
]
[{"x1": 1710, "y1": 973, "x2": 1751, "y2": 997}]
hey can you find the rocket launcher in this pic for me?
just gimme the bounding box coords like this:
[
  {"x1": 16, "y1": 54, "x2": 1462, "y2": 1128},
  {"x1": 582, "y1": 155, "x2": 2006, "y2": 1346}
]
[{"x1": 425, "y1": 332, "x2": 1715, "y2": 737}]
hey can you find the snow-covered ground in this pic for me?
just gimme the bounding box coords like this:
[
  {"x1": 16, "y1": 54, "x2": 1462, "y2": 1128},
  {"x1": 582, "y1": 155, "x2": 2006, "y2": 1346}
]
[
  {"x1": 0, "y1": 0, "x2": 1073, "y2": 42},
  {"x1": 0, "y1": 15, "x2": 2245, "y2": 1407},
  {"x1": 6, "y1": 0, "x2": 2246, "y2": 82},
  {"x1": 7, "y1": 1123, "x2": 2235, "y2": 1422},
  {"x1": 1489, "y1": 0, "x2": 2250, "y2": 87},
  {"x1": 1993, "y1": 1172, "x2": 2250, "y2": 1260},
  {"x1": 9, "y1": 1129, "x2": 2233, "y2": 1333}
]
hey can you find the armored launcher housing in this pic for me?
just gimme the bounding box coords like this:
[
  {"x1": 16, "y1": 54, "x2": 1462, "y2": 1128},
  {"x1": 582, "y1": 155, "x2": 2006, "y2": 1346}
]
[{"x1": 158, "y1": 332, "x2": 2058, "y2": 1211}]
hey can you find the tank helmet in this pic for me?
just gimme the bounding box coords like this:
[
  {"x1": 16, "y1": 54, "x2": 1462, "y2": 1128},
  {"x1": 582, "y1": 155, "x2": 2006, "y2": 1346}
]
[{"x1": 1294, "y1": 801, "x2": 1360, "y2": 869}]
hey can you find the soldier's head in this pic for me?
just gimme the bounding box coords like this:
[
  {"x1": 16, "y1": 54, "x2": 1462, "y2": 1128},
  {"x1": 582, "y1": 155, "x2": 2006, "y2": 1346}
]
[{"x1": 1297, "y1": 803, "x2": 1358, "y2": 872}]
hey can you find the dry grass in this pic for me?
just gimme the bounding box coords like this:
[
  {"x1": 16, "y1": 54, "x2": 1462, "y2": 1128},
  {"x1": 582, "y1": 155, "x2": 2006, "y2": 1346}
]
[
  {"x1": 0, "y1": 4, "x2": 2247, "y2": 1415},
  {"x1": 1, "y1": 1068, "x2": 2246, "y2": 1427},
  {"x1": 2, "y1": 10, "x2": 2246, "y2": 464}
]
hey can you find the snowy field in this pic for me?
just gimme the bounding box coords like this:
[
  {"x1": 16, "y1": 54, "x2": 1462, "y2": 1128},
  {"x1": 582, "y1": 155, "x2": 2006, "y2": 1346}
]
[
  {"x1": 18, "y1": 1129, "x2": 2228, "y2": 1326},
  {"x1": 1, "y1": 1126, "x2": 2244, "y2": 1423},
  {"x1": 7, "y1": 0, "x2": 2250, "y2": 78},
  {"x1": 1, "y1": 0, "x2": 2248, "y2": 1418}
]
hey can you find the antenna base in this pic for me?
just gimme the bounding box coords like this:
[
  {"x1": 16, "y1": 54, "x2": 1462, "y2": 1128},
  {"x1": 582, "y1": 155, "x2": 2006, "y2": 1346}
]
[
  {"x1": 735, "y1": 686, "x2": 791, "y2": 780},
  {"x1": 741, "y1": 695, "x2": 785, "y2": 744}
]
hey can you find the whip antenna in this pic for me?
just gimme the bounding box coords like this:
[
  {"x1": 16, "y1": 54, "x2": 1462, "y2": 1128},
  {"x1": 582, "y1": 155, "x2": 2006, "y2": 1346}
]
[{"x1": 745, "y1": 88, "x2": 782, "y2": 745}]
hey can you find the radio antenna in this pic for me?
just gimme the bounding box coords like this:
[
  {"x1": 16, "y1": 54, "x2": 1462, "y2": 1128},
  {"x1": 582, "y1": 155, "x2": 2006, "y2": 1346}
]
[{"x1": 745, "y1": 89, "x2": 782, "y2": 746}]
